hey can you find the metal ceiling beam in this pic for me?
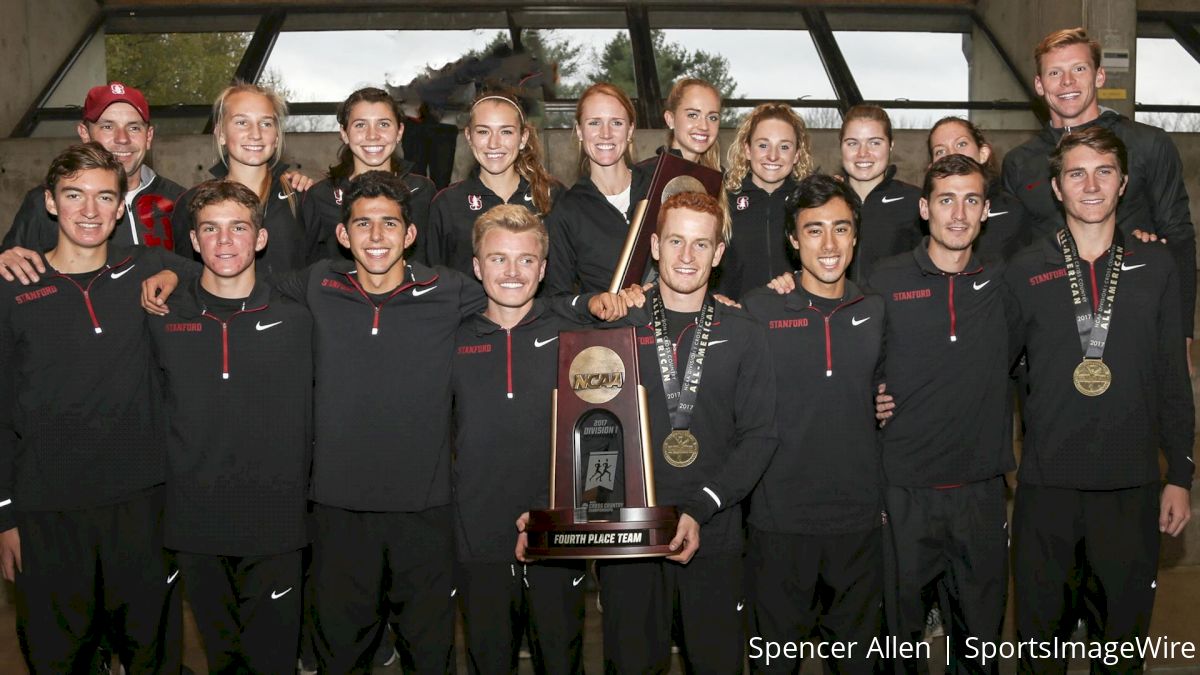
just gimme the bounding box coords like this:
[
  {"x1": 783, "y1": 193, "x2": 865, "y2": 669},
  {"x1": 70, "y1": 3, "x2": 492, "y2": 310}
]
[
  {"x1": 968, "y1": 9, "x2": 1039, "y2": 106},
  {"x1": 10, "y1": 13, "x2": 105, "y2": 138},
  {"x1": 626, "y1": 4, "x2": 664, "y2": 128},
  {"x1": 1165, "y1": 17, "x2": 1200, "y2": 66},
  {"x1": 203, "y1": 8, "x2": 287, "y2": 133},
  {"x1": 801, "y1": 8, "x2": 860, "y2": 114}
]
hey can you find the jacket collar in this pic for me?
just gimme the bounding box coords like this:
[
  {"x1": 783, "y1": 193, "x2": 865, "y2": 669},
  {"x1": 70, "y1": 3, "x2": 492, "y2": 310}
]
[
  {"x1": 188, "y1": 275, "x2": 271, "y2": 311},
  {"x1": 469, "y1": 298, "x2": 549, "y2": 336},
  {"x1": 784, "y1": 277, "x2": 866, "y2": 311},
  {"x1": 912, "y1": 237, "x2": 984, "y2": 276}
]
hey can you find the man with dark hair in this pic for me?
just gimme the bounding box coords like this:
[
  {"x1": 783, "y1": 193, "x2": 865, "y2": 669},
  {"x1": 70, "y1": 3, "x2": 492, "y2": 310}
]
[
  {"x1": 2, "y1": 83, "x2": 185, "y2": 261},
  {"x1": 0, "y1": 142, "x2": 186, "y2": 673},
  {"x1": 870, "y1": 154, "x2": 1013, "y2": 673},
  {"x1": 1001, "y1": 27, "x2": 1195, "y2": 342},
  {"x1": 1005, "y1": 127, "x2": 1192, "y2": 672},
  {"x1": 530, "y1": 190, "x2": 777, "y2": 673},
  {"x1": 742, "y1": 174, "x2": 884, "y2": 674},
  {"x1": 148, "y1": 179, "x2": 312, "y2": 673}
]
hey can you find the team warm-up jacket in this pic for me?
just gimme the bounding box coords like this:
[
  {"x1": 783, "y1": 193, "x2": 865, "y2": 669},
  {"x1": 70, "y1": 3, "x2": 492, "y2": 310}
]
[
  {"x1": 4, "y1": 165, "x2": 185, "y2": 251},
  {"x1": 1004, "y1": 235, "x2": 1193, "y2": 490},
  {"x1": 718, "y1": 175, "x2": 798, "y2": 300},
  {"x1": 424, "y1": 168, "x2": 564, "y2": 276},
  {"x1": 0, "y1": 246, "x2": 195, "y2": 530},
  {"x1": 631, "y1": 289, "x2": 779, "y2": 557},
  {"x1": 149, "y1": 278, "x2": 313, "y2": 556},
  {"x1": 272, "y1": 259, "x2": 485, "y2": 512},
  {"x1": 975, "y1": 183, "x2": 1030, "y2": 263},
  {"x1": 302, "y1": 161, "x2": 435, "y2": 264},
  {"x1": 869, "y1": 241, "x2": 1015, "y2": 487},
  {"x1": 544, "y1": 169, "x2": 652, "y2": 295},
  {"x1": 451, "y1": 296, "x2": 611, "y2": 562},
  {"x1": 1001, "y1": 109, "x2": 1196, "y2": 336},
  {"x1": 173, "y1": 163, "x2": 310, "y2": 277},
  {"x1": 742, "y1": 279, "x2": 885, "y2": 534},
  {"x1": 845, "y1": 166, "x2": 923, "y2": 285}
]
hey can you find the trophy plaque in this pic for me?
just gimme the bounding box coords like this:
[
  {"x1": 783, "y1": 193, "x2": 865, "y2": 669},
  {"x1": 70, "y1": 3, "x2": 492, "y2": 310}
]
[
  {"x1": 523, "y1": 327, "x2": 679, "y2": 559},
  {"x1": 608, "y1": 152, "x2": 724, "y2": 292}
]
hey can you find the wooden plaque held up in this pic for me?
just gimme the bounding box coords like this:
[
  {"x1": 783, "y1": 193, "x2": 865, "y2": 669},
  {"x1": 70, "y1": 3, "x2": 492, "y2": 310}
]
[
  {"x1": 524, "y1": 327, "x2": 678, "y2": 559},
  {"x1": 608, "y1": 153, "x2": 724, "y2": 293}
]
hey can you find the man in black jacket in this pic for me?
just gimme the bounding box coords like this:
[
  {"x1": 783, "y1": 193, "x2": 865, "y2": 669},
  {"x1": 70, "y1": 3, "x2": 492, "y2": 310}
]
[
  {"x1": 1005, "y1": 127, "x2": 1192, "y2": 672},
  {"x1": 2, "y1": 82, "x2": 185, "y2": 256},
  {"x1": 149, "y1": 180, "x2": 312, "y2": 673},
  {"x1": 742, "y1": 174, "x2": 884, "y2": 674},
  {"x1": 0, "y1": 143, "x2": 182, "y2": 673},
  {"x1": 1001, "y1": 28, "x2": 1194, "y2": 340},
  {"x1": 870, "y1": 155, "x2": 1013, "y2": 673},
  {"x1": 532, "y1": 191, "x2": 778, "y2": 673}
]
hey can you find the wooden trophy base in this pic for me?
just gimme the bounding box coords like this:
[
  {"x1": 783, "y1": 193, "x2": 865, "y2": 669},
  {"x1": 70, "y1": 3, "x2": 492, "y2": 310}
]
[{"x1": 524, "y1": 506, "x2": 679, "y2": 559}]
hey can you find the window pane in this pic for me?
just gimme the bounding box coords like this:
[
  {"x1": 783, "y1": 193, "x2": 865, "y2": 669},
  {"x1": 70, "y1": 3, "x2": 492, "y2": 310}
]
[
  {"x1": 883, "y1": 107, "x2": 965, "y2": 130},
  {"x1": 835, "y1": 32, "x2": 968, "y2": 102},
  {"x1": 655, "y1": 29, "x2": 835, "y2": 101},
  {"x1": 106, "y1": 32, "x2": 253, "y2": 105},
  {"x1": 1135, "y1": 37, "x2": 1200, "y2": 105},
  {"x1": 262, "y1": 29, "x2": 509, "y2": 103}
]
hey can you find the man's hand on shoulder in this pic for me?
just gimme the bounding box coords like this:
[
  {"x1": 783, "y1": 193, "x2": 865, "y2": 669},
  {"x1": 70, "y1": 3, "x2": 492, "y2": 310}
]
[{"x1": 0, "y1": 247, "x2": 46, "y2": 284}]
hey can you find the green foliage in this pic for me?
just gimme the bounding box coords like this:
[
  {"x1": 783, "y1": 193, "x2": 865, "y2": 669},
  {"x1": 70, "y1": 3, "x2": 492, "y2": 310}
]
[
  {"x1": 106, "y1": 32, "x2": 252, "y2": 105},
  {"x1": 588, "y1": 30, "x2": 738, "y2": 101}
]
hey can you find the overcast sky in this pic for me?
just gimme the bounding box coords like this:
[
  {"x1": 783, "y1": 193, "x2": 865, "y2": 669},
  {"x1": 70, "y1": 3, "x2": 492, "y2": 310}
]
[{"x1": 262, "y1": 29, "x2": 1197, "y2": 126}]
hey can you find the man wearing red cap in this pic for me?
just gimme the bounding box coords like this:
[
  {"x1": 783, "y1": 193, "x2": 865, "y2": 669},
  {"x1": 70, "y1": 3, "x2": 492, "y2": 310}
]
[{"x1": 2, "y1": 82, "x2": 185, "y2": 254}]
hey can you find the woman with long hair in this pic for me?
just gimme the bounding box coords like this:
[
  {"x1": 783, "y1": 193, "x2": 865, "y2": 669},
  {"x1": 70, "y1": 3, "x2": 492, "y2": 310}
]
[
  {"x1": 544, "y1": 83, "x2": 651, "y2": 295},
  {"x1": 719, "y1": 103, "x2": 815, "y2": 298},
  {"x1": 424, "y1": 89, "x2": 561, "y2": 275},
  {"x1": 838, "y1": 104, "x2": 923, "y2": 283},
  {"x1": 304, "y1": 86, "x2": 435, "y2": 262},
  {"x1": 927, "y1": 116, "x2": 1029, "y2": 261},
  {"x1": 636, "y1": 77, "x2": 723, "y2": 172},
  {"x1": 171, "y1": 82, "x2": 308, "y2": 276}
]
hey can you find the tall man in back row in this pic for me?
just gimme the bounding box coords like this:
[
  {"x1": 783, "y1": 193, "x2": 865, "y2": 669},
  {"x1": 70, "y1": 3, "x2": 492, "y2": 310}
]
[
  {"x1": 1006, "y1": 127, "x2": 1192, "y2": 673},
  {"x1": 1002, "y1": 27, "x2": 1195, "y2": 340}
]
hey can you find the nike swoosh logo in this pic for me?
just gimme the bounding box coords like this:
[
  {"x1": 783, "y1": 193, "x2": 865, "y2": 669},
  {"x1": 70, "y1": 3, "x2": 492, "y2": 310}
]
[
  {"x1": 450, "y1": 588, "x2": 458, "y2": 598},
  {"x1": 709, "y1": 339, "x2": 729, "y2": 346},
  {"x1": 572, "y1": 575, "x2": 585, "y2": 587},
  {"x1": 409, "y1": 185, "x2": 421, "y2": 194},
  {"x1": 167, "y1": 570, "x2": 179, "y2": 585},
  {"x1": 973, "y1": 280, "x2": 991, "y2": 291},
  {"x1": 277, "y1": 191, "x2": 289, "y2": 200},
  {"x1": 986, "y1": 211, "x2": 1009, "y2": 218},
  {"x1": 270, "y1": 587, "x2": 293, "y2": 600},
  {"x1": 412, "y1": 285, "x2": 437, "y2": 297},
  {"x1": 571, "y1": 295, "x2": 581, "y2": 306},
  {"x1": 736, "y1": 601, "x2": 745, "y2": 612},
  {"x1": 851, "y1": 316, "x2": 870, "y2": 326},
  {"x1": 256, "y1": 321, "x2": 282, "y2": 331},
  {"x1": 880, "y1": 196, "x2": 905, "y2": 204},
  {"x1": 524, "y1": 193, "x2": 534, "y2": 202},
  {"x1": 1121, "y1": 263, "x2": 1146, "y2": 271},
  {"x1": 534, "y1": 336, "x2": 558, "y2": 348},
  {"x1": 111, "y1": 265, "x2": 135, "y2": 280}
]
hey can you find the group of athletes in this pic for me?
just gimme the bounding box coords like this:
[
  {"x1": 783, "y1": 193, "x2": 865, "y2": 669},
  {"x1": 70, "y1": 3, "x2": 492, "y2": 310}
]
[{"x1": 0, "y1": 23, "x2": 1193, "y2": 675}]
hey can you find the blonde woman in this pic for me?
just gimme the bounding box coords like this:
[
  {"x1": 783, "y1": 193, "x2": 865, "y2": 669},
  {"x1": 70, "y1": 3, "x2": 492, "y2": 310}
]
[
  {"x1": 172, "y1": 82, "x2": 308, "y2": 276},
  {"x1": 719, "y1": 103, "x2": 814, "y2": 298}
]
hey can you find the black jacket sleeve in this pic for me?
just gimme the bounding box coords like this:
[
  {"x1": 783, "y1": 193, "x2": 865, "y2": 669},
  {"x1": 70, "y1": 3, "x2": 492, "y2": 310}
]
[
  {"x1": 0, "y1": 300, "x2": 16, "y2": 531},
  {"x1": 681, "y1": 321, "x2": 779, "y2": 524},
  {"x1": 544, "y1": 205, "x2": 579, "y2": 297},
  {"x1": 3, "y1": 188, "x2": 57, "y2": 253},
  {"x1": 1154, "y1": 259, "x2": 1195, "y2": 488},
  {"x1": 1145, "y1": 132, "x2": 1196, "y2": 339},
  {"x1": 423, "y1": 195, "x2": 450, "y2": 268}
]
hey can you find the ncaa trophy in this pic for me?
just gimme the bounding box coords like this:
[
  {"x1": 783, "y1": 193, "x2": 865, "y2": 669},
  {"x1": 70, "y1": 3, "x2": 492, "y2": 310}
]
[{"x1": 523, "y1": 153, "x2": 722, "y2": 559}]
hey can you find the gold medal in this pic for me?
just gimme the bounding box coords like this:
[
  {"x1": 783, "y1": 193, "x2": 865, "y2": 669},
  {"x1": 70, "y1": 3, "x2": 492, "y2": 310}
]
[
  {"x1": 663, "y1": 430, "x2": 699, "y2": 468},
  {"x1": 1072, "y1": 359, "x2": 1112, "y2": 397}
]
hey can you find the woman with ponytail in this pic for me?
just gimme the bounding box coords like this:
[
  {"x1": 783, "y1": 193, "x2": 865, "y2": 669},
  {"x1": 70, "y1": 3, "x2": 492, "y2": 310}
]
[
  {"x1": 304, "y1": 87, "x2": 435, "y2": 262},
  {"x1": 636, "y1": 77, "x2": 724, "y2": 173},
  {"x1": 424, "y1": 90, "x2": 562, "y2": 275},
  {"x1": 719, "y1": 103, "x2": 815, "y2": 299}
]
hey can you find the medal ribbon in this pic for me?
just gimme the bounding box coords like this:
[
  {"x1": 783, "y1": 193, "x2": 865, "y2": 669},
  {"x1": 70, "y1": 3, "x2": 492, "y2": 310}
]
[
  {"x1": 651, "y1": 293, "x2": 715, "y2": 431},
  {"x1": 1057, "y1": 228, "x2": 1123, "y2": 360}
]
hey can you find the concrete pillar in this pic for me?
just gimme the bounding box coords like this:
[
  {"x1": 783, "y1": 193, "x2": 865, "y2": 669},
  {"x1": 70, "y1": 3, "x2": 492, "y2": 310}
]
[
  {"x1": 0, "y1": 0, "x2": 101, "y2": 136},
  {"x1": 1084, "y1": 0, "x2": 1138, "y2": 118}
]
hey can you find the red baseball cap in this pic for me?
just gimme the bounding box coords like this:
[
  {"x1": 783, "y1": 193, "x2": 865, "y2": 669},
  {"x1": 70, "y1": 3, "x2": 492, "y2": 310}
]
[{"x1": 82, "y1": 82, "x2": 150, "y2": 123}]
